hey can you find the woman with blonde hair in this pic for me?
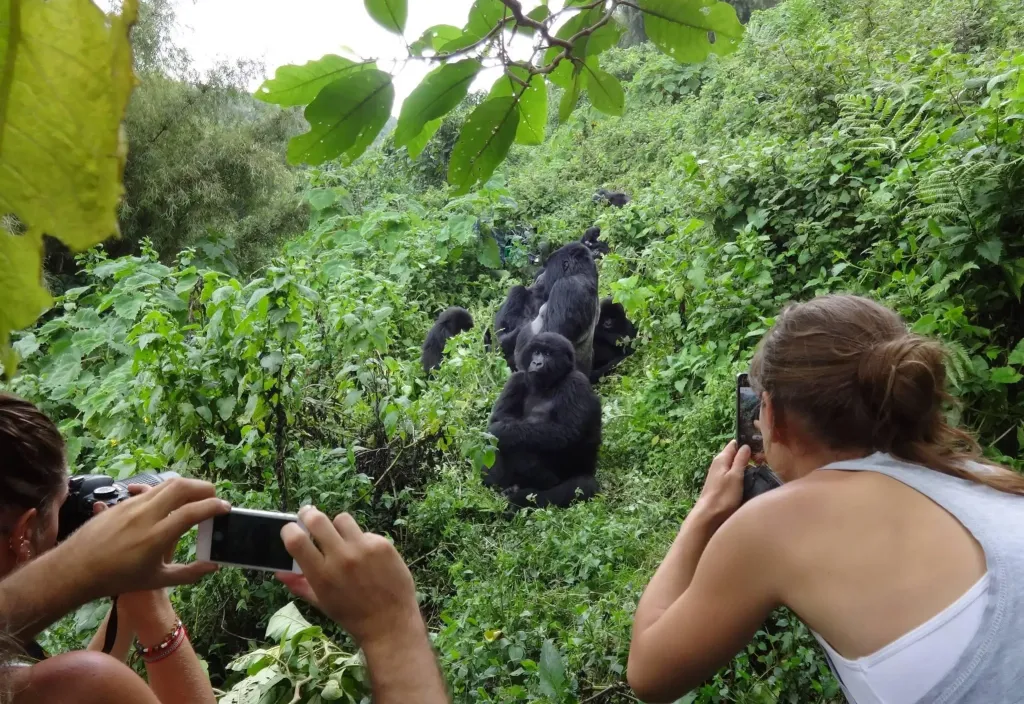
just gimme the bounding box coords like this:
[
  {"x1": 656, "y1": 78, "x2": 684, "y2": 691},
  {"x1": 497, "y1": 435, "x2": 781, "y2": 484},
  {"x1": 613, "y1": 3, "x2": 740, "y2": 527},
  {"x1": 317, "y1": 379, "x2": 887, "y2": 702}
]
[{"x1": 629, "y1": 295, "x2": 1024, "y2": 704}]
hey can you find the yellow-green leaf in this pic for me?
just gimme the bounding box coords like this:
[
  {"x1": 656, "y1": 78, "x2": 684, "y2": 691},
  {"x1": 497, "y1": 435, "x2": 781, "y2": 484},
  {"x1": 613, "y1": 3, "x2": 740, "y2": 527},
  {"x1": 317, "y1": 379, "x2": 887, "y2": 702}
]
[
  {"x1": 447, "y1": 96, "x2": 520, "y2": 195},
  {"x1": 405, "y1": 118, "x2": 442, "y2": 160},
  {"x1": 255, "y1": 55, "x2": 370, "y2": 107},
  {"x1": 488, "y1": 67, "x2": 547, "y2": 145},
  {"x1": 639, "y1": 0, "x2": 744, "y2": 63},
  {"x1": 0, "y1": 0, "x2": 138, "y2": 375}
]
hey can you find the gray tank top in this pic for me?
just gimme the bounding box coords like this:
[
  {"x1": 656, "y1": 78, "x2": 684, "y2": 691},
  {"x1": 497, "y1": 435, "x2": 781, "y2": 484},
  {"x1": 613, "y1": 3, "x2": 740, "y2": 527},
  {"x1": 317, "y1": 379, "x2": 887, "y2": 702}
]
[{"x1": 821, "y1": 452, "x2": 1024, "y2": 703}]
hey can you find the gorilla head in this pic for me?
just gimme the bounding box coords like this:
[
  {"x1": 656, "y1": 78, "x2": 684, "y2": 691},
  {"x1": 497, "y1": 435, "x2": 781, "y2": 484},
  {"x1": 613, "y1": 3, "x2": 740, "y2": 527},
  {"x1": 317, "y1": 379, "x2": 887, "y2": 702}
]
[
  {"x1": 599, "y1": 299, "x2": 636, "y2": 339},
  {"x1": 580, "y1": 226, "x2": 609, "y2": 259},
  {"x1": 544, "y1": 242, "x2": 597, "y2": 286},
  {"x1": 520, "y1": 332, "x2": 575, "y2": 390}
]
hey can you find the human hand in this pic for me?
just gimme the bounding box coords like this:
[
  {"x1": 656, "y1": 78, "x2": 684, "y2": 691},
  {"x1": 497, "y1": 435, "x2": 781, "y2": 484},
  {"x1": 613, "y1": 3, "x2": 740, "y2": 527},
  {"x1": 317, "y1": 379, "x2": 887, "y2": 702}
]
[
  {"x1": 277, "y1": 507, "x2": 424, "y2": 651},
  {"x1": 694, "y1": 440, "x2": 750, "y2": 527},
  {"x1": 65, "y1": 478, "x2": 230, "y2": 600}
]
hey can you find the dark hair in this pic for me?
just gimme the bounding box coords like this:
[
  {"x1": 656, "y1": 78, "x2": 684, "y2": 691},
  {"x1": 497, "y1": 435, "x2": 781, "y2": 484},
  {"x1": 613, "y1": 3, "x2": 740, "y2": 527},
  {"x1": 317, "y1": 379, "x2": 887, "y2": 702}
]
[
  {"x1": 749, "y1": 295, "x2": 1024, "y2": 495},
  {"x1": 0, "y1": 393, "x2": 67, "y2": 515}
]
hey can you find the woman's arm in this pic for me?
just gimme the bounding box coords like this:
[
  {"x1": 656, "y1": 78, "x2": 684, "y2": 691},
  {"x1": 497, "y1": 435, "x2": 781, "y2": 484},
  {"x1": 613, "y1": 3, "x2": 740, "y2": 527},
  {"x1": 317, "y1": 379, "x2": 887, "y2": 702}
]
[
  {"x1": 87, "y1": 604, "x2": 135, "y2": 660},
  {"x1": 629, "y1": 442, "x2": 783, "y2": 702}
]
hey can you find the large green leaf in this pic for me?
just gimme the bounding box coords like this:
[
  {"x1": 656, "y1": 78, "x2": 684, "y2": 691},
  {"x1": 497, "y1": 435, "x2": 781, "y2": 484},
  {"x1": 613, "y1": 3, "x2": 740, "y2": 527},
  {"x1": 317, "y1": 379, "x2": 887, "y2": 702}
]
[
  {"x1": 538, "y1": 640, "x2": 567, "y2": 699},
  {"x1": 287, "y1": 69, "x2": 395, "y2": 166},
  {"x1": 582, "y1": 59, "x2": 625, "y2": 116},
  {"x1": 364, "y1": 0, "x2": 407, "y2": 34},
  {"x1": 488, "y1": 67, "x2": 547, "y2": 145},
  {"x1": 543, "y1": 6, "x2": 622, "y2": 88},
  {"x1": 559, "y1": 73, "x2": 583, "y2": 123},
  {"x1": 405, "y1": 118, "x2": 442, "y2": 159},
  {"x1": 0, "y1": 0, "x2": 138, "y2": 375},
  {"x1": 255, "y1": 55, "x2": 370, "y2": 107},
  {"x1": 639, "y1": 0, "x2": 744, "y2": 63},
  {"x1": 265, "y1": 602, "x2": 312, "y2": 641},
  {"x1": 477, "y1": 237, "x2": 502, "y2": 268},
  {"x1": 447, "y1": 96, "x2": 520, "y2": 195},
  {"x1": 394, "y1": 60, "x2": 482, "y2": 148},
  {"x1": 439, "y1": 0, "x2": 510, "y2": 53},
  {"x1": 410, "y1": 24, "x2": 463, "y2": 56}
]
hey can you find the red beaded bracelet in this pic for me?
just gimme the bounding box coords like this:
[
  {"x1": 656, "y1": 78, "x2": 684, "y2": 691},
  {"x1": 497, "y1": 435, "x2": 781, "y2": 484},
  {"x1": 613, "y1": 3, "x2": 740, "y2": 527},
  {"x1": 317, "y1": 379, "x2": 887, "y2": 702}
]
[{"x1": 137, "y1": 619, "x2": 187, "y2": 664}]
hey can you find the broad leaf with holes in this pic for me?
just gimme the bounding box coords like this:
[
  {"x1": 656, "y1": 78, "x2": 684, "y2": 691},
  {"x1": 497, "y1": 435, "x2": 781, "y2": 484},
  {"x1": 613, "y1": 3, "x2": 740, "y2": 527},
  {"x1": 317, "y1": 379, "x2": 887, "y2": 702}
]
[
  {"x1": 364, "y1": 0, "x2": 407, "y2": 34},
  {"x1": 287, "y1": 68, "x2": 394, "y2": 166},
  {"x1": 488, "y1": 67, "x2": 547, "y2": 145},
  {"x1": 0, "y1": 0, "x2": 138, "y2": 375},
  {"x1": 583, "y1": 58, "x2": 625, "y2": 116},
  {"x1": 640, "y1": 0, "x2": 744, "y2": 63},
  {"x1": 447, "y1": 96, "x2": 520, "y2": 195},
  {"x1": 394, "y1": 59, "x2": 482, "y2": 148},
  {"x1": 255, "y1": 55, "x2": 370, "y2": 107}
]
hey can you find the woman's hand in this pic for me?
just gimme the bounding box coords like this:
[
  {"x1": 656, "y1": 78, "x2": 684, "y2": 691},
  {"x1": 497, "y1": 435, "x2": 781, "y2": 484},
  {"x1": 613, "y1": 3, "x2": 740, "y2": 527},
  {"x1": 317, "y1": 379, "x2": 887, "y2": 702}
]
[{"x1": 694, "y1": 440, "x2": 750, "y2": 528}]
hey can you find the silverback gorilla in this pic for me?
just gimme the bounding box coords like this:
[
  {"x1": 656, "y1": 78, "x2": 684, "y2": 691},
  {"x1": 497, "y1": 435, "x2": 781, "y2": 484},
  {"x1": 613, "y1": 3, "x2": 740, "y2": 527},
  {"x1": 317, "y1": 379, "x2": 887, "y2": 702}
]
[
  {"x1": 515, "y1": 242, "x2": 600, "y2": 376},
  {"x1": 485, "y1": 333, "x2": 601, "y2": 509},
  {"x1": 421, "y1": 306, "x2": 474, "y2": 374},
  {"x1": 589, "y1": 298, "x2": 637, "y2": 383}
]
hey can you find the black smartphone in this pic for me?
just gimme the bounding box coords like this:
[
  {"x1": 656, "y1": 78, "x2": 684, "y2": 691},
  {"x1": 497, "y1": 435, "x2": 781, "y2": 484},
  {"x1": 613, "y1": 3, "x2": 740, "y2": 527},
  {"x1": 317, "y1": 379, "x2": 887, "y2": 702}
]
[{"x1": 736, "y1": 373, "x2": 764, "y2": 454}]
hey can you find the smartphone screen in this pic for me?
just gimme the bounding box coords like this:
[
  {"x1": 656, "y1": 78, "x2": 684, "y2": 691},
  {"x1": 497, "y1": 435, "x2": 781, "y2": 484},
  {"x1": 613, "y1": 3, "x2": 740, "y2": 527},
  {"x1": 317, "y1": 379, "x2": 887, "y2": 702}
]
[
  {"x1": 207, "y1": 510, "x2": 297, "y2": 571},
  {"x1": 736, "y1": 373, "x2": 764, "y2": 454}
]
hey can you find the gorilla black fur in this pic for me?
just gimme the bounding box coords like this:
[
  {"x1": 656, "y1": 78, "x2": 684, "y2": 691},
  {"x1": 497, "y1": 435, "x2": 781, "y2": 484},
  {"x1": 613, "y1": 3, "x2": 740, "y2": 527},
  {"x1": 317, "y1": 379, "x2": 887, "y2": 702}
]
[
  {"x1": 515, "y1": 242, "x2": 599, "y2": 376},
  {"x1": 421, "y1": 306, "x2": 474, "y2": 374},
  {"x1": 580, "y1": 226, "x2": 610, "y2": 259},
  {"x1": 593, "y1": 188, "x2": 631, "y2": 207},
  {"x1": 590, "y1": 298, "x2": 637, "y2": 383},
  {"x1": 493, "y1": 271, "x2": 547, "y2": 370},
  {"x1": 485, "y1": 332, "x2": 601, "y2": 509}
]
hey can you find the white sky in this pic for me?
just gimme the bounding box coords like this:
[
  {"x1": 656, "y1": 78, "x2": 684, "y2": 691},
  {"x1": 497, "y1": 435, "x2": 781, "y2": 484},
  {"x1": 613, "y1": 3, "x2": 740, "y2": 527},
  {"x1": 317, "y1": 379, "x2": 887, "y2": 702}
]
[{"x1": 170, "y1": 0, "x2": 541, "y2": 111}]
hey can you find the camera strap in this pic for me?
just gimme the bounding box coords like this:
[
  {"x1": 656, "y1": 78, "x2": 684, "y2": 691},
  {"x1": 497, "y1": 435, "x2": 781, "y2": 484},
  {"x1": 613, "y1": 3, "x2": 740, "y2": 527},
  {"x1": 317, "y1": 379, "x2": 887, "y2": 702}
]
[{"x1": 101, "y1": 596, "x2": 120, "y2": 654}]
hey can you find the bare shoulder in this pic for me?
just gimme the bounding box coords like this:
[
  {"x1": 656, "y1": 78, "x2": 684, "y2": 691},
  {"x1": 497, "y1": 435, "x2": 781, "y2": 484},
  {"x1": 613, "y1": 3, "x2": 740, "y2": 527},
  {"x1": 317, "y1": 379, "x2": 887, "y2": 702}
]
[{"x1": 11, "y1": 651, "x2": 158, "y2": 704}]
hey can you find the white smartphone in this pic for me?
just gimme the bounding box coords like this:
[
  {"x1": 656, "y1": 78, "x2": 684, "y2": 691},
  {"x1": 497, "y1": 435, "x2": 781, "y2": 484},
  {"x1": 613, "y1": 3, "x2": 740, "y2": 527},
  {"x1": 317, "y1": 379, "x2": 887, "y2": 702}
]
[{"x1": 196, "y1": 507, "x2": 304, "y2": 573}]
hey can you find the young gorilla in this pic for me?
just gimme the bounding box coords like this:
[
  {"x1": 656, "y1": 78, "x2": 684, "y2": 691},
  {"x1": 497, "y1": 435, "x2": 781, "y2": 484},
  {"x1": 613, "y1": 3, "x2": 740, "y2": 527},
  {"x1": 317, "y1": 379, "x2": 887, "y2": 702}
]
[
  {"x1": 580, "y1": 226, "x2": 610, "y2": 259},
  {"x1": 515, "y1": 242, "x2": 600, "y2": 376},
  {"x1": 493, "y1": 271, "x2": 548, "y2": 370},
  {"x1": 590, "y1": 298, "x2": 638, "y2": 383},
  {"x1": 485, "y1": 333, "x2": 602, "y2": 509},
  {"x1": 420, "y1": 306, "x2": 474, "y2": 374},
  {"x1": 593, "y1": 188, "x2": 631, "y2": 207}
]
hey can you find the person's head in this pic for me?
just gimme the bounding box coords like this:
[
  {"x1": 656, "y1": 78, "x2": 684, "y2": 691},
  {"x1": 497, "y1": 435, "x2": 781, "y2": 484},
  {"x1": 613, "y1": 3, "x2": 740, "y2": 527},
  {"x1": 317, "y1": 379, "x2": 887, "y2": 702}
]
[
  {"x1": 749, "y1": 295, "x2": 1024, "y2": 493},
  {"x1": 0, "y1": 394, "x2": 68, "y2": 578}
]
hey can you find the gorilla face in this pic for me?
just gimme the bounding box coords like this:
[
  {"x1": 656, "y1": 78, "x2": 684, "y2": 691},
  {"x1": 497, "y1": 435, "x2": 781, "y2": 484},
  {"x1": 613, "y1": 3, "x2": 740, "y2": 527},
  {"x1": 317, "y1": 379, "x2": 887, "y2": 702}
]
[{"x1": 524, "y1": 333, "x2": 575, "y2": 389}]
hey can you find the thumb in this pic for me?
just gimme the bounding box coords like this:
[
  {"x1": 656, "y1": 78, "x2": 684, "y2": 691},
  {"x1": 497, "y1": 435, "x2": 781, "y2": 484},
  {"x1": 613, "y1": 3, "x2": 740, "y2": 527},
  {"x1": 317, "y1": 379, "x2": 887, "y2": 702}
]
[{"x1": 276, "y1": 573, "x2": 319, "y2": 605}]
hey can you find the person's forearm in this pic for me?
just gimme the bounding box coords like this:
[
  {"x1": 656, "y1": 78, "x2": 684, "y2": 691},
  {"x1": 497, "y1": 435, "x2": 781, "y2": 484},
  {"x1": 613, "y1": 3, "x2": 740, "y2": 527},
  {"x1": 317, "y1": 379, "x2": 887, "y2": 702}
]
[
  {"x1": 0, "y1": 546, "x2": 99, "y2": 643},
  {"x1": 86, "y1": 604, "x2": 136, "y2": 660},
  {"x1": 361, "y1": 620, "x2": 449, "y2": 704},
  {"x1": 633, "y1": 507, "x2": 719, "y2": 636},
  {"x1": 131, "y1": 595, "x2": 215, "y2": 704}
]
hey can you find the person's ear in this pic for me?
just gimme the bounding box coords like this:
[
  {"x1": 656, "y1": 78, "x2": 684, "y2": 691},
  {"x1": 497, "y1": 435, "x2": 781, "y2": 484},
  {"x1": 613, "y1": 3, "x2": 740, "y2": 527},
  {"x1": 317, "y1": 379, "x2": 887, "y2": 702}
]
[
  {"x1": 761, "y1": 392, "x2": 785, "y2": 445},
  {"x1": 10, "y1": 508, "x2": 38, "y2": 563}
]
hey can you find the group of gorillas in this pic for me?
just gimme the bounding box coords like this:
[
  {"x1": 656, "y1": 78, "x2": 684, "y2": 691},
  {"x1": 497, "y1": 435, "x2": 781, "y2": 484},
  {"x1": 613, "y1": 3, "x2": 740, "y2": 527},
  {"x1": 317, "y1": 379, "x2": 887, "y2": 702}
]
[{"x1": 420, "y1": 189, "x2": 635, "y2": 512}]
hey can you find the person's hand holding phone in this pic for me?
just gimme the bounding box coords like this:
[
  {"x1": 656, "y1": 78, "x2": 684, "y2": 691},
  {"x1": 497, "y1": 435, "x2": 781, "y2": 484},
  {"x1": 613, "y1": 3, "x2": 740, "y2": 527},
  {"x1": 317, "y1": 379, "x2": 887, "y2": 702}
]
[
  {"x1": 277, "y1": 507, "x2": 424, "y2": 651},
  {"x1": 695, "y1": 440, "x2": 750, "y2": 529}
]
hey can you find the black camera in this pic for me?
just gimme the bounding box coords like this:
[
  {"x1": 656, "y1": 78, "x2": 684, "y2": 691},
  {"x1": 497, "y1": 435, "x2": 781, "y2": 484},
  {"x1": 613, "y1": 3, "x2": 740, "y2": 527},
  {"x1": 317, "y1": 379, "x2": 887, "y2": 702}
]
[{"x1": 57, "y1": 471, "x2": 179, "y2": 543}]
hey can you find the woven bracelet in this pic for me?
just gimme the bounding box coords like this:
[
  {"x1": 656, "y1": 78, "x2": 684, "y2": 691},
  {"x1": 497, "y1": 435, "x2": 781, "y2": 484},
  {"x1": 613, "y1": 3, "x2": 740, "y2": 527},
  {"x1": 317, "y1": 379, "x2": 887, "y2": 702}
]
[{"x1": 137, "y1": 619, "x2": 187, "y2": 664}]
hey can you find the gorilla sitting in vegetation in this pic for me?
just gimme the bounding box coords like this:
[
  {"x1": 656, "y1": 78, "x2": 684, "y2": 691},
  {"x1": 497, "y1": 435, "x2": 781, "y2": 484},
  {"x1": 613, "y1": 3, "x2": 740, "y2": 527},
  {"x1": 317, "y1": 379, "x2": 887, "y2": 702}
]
[
  {"x1": 493, "y1": 271, "x2": 548, "y2": 370},
  {"x1": 580, "y1": 226, "x2": 610, "y2": 258},
  {"x1": 593, "y1": 188, "x2": 631, "y2": 207},
  {"x1": 485, "y1": 332, "x2": 601, "y2": 509},
  {"x1": 590, "y1": 298, "x2": 637, "y2": 383},
  {"x1": 421, "y1": 306, "x2": 474, "y2": 374},
  {"x1": 515, "y1": 242, "x2": 599, "y2": 376}
]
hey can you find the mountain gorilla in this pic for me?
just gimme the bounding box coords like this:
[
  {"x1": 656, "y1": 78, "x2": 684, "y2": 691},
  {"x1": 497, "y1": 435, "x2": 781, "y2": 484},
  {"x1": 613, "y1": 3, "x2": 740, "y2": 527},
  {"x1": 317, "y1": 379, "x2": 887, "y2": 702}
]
[
  {"x1": 493, "y1": 271, "x2": 548, "y2": 370},
  {"x1": 580, "y1": 226, "x2": 610, "y2": 259},
  {"x1": 590, "y1": 298, "x2": 637, "y2": 383},
  {"x1": 515, "y1": 242, "x2": 599, "y2": 376},
  {"x1": 421, "y1": 306, "x2": 474, "y2": 374},
  {"x1": 485, "y1": 332, "x2": 601, "y2": 509},
  {"x1": 593, "y1": 188, "x2": 631, "y2": 207}
]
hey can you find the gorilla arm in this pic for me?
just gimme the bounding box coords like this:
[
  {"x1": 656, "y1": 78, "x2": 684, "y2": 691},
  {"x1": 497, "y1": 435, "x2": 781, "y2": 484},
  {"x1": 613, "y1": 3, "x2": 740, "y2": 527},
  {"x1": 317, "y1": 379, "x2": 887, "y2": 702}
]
[
  {"x1": 489, "y1": 372, "x2": 528, "y2": 426},
  {"x1": 489, "y1": 374, "x2": 594, "y2": 452}
]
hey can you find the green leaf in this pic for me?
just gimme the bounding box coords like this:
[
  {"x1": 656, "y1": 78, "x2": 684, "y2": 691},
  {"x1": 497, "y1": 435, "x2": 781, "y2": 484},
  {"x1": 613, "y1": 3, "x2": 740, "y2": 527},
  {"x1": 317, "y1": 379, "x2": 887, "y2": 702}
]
[
  {"x1": 266, "y1": 603, "x2": 313, "y2": 642},
  {"x1": 0, "y1": 0, "x2": 138, "y2": 374},
  {"x1": 467, "y1": 0, "x2": 509, "y2": 38},
  {"x1": 216, "y1": 397, "x2": 236, "y2": 422},
  {"x1": 639, "y1": 0, "x2": 745, "y2": 63},
  {"x1": 364, "y1": 0, "x2": 407, "y2": 34},
  {"x1": 559, "y1": 74, "x2": 583, "y2": 123},
  {"x1": 977, "y1": 238, "x2": 1002, "y2": 264},
  {"x1": 447, "y1": 97, "x2": 520, "y2": 195},
  {"x1": 582, "y1": 59, "x2": 625, "y2": 116},
  {"x1": 990, "y1": 367, "x2": 1022, "y2": 385},
  {"x1": 254, "y1": 55, "x2": 369, "y2": 107},
  {"x1": 196, "y1": 406, "x2": 213, "y2": 424},
  {"x1": 394, "y1": 60, "x2": 482, "y2": 148},
  {"x1": 538, "y1": 640, "x2": 566, "y2": 698},
  {"x1": 478, "y1": 237, "x2": 502, "y2": 268},
  {"x1": 287, "y1": 69, "x2": 395, "y2": 166},
  {"x1": 410, "y1": 25, "x2": 463, "y2": 56},
  {"x1": 488, "y1": 67, "x2": 547, "y2": 145},
  {"x1": 405, "y1": 119, "x2": 442, "y2": 159},
  {"x1": 927, "y1": 218, "x2": 944, "y2": 239},
  {"x1": 1008, "y1": 339, "x2": 1024, "y2": 366}
]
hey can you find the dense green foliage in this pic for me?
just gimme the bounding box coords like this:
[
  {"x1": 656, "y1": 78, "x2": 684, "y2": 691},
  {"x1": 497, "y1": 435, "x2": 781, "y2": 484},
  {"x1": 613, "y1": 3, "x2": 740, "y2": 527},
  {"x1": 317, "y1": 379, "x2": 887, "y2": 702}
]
[{"x1": 5, "y1": 0, "x2": 1024, "y2": 702}]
